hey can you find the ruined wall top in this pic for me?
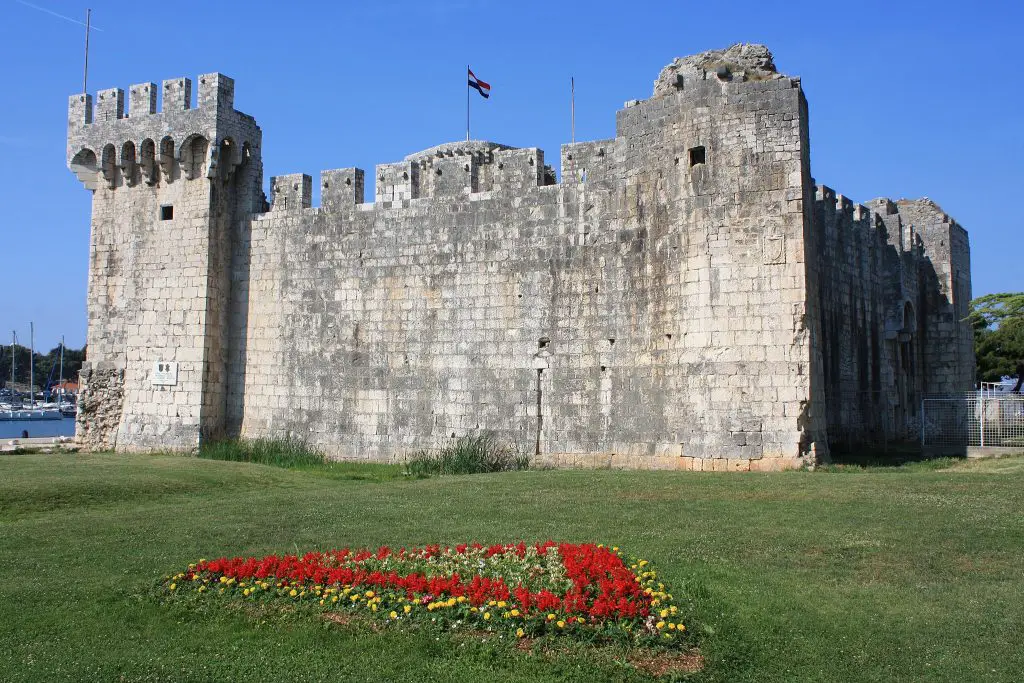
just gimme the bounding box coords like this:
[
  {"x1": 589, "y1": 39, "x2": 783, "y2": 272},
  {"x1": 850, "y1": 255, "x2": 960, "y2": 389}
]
[{"x1": 653, "y1": 43, "x2": 786, "y2": 98}]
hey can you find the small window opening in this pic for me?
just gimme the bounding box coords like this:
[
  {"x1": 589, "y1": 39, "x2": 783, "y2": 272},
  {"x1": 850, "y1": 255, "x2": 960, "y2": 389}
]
[
  {"x1": 608, "y1": 338, "x2": 616, "y2": 346},
  {"x1": 160, "y1": 205, "x2": 174, "y2": 220},
  {"x1": 666, "y1": 334, "x2": 673, "y2": 340},
  {"x1": 435, "y1": 168, "x2": 443, "y2": 176},
  {"x1": 600, "y1": 365, "x2": 607, "y2": 372},
  {"x1": 689, "y1": 146, "x2": 706, "y2": 166},
  {"x1": 538, "y1": 337, "x2": 550, "y2": 350}
]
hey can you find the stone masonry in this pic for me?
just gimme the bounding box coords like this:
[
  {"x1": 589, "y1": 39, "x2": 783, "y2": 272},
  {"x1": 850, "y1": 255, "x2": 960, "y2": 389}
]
[{"x1": 67, "y1": 45, "x2": 974, "y2": 469}]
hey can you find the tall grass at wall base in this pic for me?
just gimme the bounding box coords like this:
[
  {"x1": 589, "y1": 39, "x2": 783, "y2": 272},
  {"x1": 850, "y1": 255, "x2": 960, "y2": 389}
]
[
  {"x1": 406, "y1": 434, "x2": 529, "y2": 476},
  {"x1": 198, "y1": 438, "x2": 326, "y2": 469}
]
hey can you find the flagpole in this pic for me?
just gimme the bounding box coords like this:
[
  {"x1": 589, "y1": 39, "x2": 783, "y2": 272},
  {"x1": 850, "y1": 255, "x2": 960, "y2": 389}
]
[
  {"x1": 570, "y1": 76, "x2": 576, "y2": 183},
  {"x1": 83, "y1": 9, "x2": 91, "y2": 94},
  {"x1": 466, "y1": 64, "x2": 470, "y2": 142}
]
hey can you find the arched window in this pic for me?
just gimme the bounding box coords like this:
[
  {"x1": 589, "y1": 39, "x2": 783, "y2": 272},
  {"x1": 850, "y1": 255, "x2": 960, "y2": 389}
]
[
  {"x1": 139, "y1": 139, "x2": 157, "y2": 185},
  {"x1": 179, "y1": 134, "x2": 209, "y2": 180},
  {"x1": 159, "y1": 136, "x2": 175, "y2": 182},
  {"x1": 70, "y1": 148, "x2": 99, "y2": 190},
  {"x1": 101, "y1": 144, "x2": 117, "y2": 189},
  {"x1": 120, "y1": 141, "x2": 137, "y2": 186}
]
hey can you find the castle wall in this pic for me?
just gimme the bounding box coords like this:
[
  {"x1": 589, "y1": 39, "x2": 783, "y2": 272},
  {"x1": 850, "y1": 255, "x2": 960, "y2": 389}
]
[
  {"x1": 811, "y1": 191, "x2": 975, "y2": 450},
  {"x1": 68, "y1": 47, "x2": 974, "y2": 466},
  {"x1": 229, "y1": 74, "x2": 824, "y2": 469}
]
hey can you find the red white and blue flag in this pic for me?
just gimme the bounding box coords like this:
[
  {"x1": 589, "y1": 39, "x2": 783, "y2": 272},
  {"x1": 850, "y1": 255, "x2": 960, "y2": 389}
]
[{"x1": 468, "y1": 68, "x2": 490, "y2": 99}]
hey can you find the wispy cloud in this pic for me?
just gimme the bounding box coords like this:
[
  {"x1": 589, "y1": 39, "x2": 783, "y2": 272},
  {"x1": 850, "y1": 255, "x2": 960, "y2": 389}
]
[{"x1": 12, "y1": 0, "x2": 104, "y2": 31}]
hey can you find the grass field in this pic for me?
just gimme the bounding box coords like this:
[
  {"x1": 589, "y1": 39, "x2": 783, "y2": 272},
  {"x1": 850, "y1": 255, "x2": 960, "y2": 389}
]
[{"x1": 1, "y1": 453, "x2": 1022, "y2": 682}]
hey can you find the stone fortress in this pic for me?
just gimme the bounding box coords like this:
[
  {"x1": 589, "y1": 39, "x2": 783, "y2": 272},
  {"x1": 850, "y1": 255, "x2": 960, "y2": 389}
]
[{"x1": 67, "y1": 44, "x2": 974, "y2": 470}]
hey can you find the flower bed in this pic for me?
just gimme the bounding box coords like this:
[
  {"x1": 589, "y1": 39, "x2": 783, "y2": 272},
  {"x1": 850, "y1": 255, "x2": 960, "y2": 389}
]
[{"x1": 161, "y1": 542, "x2": 687, "y2": 646}]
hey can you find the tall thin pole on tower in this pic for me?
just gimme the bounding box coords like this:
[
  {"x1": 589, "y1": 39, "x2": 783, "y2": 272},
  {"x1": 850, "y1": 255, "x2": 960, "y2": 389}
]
[
  {"x1": 466, "y1": 64, "x2": 470, "y2": 142},
  {"x1": 10, "y1": 332, "x2": 15, "y2": 390},
  {"x1": 83, "y1": 8, "x2": 91, "y2": 93},
  {"x1": 29, "y1": 323, "x2": 35, "y2": 407},
  {"x1": 570, "y1": 76, "x2": 576, "y2": 183}
]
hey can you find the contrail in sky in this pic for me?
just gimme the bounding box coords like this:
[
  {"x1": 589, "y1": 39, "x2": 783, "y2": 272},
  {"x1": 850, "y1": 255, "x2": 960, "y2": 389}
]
[{"x1": 12, "y1": 0, "x2": 103, "y2": 30}]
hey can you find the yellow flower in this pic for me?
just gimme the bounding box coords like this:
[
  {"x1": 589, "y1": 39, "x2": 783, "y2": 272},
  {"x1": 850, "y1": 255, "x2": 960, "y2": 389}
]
[
  {"x1": 169, "y1": 583, "x2": 177, "y2": 591},
  {"x1": 371, "y1": 604, "x2": 378, "y2": 612},
  {"x1": 318, "y1": 599, "x2": 324, "y2": 606},
  {"x1": 331, "y1": 595, "x2": 339, "y2": 603},
  {"x1": 403, "y1": 605, "x2": 411, "y2": 614},
  {"x1": 243, "y1": 589, "x2": 250, "y2": 597},
  {"x1": 556, "y1": 620, "x2": 565, "y2": 629},
  {"x1": 365, "y1": 591, "x2": 375, "y2": 598},
  {"x1": 390, "y1": 611, "x2": 398, "y2": 619},
  {"x1": 510, "y1": 609, "x2": 520, "y2": 617},
  {"x1": 219, "y1": 576, "x2": 228, "y2": 584},
  {"x1": 198, "y1": 585, "x2": 206, "y2": 593},
  {"x1": 483, "y1": 612, "x2": 492, "y2": 621},
  {"x1": 660, "y1": 609, "x2": 669, "y2": 619},
  {"x1": 516, "y1": 628, "x2": 525, "y2": 638},
  {"x1": 289, "y1": 589, "x2": 298, "y2": 597},
  {"x1": 679, "y1": 624, "x2": 686, "y2": 631},
  {"x1": 457, "y1": 596, "x2": 466, "y2": 604},
  {"x1": 668, "y1": 623, "x2": 676, "y2": 630},
  {"x1": 577, "y1": 616, "x2": 585, "y2": 624},
  {"x1": 656, "y1": 621, "x2": 665, "y2": 630},
  {"x1": 547, "y1": 613, "x2": 556, "y2": 621}
]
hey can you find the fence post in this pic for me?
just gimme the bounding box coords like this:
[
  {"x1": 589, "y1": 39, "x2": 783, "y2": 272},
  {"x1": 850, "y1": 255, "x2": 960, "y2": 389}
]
[
  {"x1": 920, "y1": 398, "x2": 925, "y2": 448},
  {"x1": 980, "y1": 396, "x2": 985, "y2": 448}
]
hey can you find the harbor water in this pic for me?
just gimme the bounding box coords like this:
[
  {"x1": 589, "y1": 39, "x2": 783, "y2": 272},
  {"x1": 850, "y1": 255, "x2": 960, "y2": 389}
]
[{"x1": 0, "y1": 417, "x2": 76, "y2": 440}]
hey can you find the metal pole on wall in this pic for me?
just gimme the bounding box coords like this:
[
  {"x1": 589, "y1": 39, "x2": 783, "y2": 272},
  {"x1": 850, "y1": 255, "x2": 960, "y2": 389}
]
[
  {"x1": 466, "y1": 64, "x2": 470, "y2": 142},
  {"x1": 919, "y1": 398, "x2": 925, "y2": 448},
  {"x1": 980, "y1": 395, "x2": 985, "y2": 448}
]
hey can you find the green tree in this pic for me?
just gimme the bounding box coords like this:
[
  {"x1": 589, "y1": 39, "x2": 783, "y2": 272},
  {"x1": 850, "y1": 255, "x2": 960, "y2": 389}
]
[
  {"x1": 968, "y1": 293, "x2": 1024, "y2": 383},
  {"x1": 0, "y1": 343, "x2": 86, "y2": 391}
]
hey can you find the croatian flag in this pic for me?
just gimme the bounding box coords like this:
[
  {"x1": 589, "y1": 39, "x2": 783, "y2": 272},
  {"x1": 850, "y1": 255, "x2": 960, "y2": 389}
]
[{"x1": 468, "y1": 68, "x2": 491, "y2": 99}]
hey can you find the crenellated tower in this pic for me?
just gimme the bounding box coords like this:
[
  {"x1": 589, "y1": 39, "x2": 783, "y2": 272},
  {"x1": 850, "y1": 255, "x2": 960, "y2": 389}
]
[{"x1": 67, "y1": 73, "x2": 262, "y2": 450}]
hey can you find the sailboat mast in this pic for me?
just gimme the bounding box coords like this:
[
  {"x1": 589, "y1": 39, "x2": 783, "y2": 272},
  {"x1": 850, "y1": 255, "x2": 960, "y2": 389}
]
[
  {"x1": 10, "y1": 332, "x2": 15, "y2": 389},
  {"x1": 59, "y1": 336, "x2": 65, "y2": 403},
  {"x1": 29, "y1": 323, "x2": 35, "y2": 407}
]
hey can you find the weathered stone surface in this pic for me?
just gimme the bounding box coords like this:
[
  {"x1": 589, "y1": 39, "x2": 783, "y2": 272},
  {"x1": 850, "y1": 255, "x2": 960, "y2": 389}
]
[
  {"x1": 66, "y1": 47, "x2": 974, "y2": 467},
  {"x1": 653, "y1": 43, "x2": 782, "y2": 98}
]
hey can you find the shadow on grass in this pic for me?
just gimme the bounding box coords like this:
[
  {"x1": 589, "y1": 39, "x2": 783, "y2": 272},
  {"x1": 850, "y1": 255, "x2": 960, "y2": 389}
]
[{"x1": 821, "y1": 442, "x2": 966, "y2": 471}]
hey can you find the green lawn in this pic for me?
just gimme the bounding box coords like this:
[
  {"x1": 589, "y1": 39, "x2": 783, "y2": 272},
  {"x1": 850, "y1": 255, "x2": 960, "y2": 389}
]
[{"x1": 1, "y1": 453, "x2": 1022, "y2": 682}]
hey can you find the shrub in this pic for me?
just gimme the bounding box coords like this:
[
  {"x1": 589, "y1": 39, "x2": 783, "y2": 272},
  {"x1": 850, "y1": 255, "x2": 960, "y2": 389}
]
[
  {"x1": 406, "y1": 434, "x2": 528, "y2": 476},
  {"x1": 198, "y1": 437, "x2": 325, "y2": 469}
]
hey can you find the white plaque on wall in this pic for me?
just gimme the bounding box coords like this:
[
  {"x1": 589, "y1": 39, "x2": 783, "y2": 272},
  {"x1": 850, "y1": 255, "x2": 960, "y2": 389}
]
[{"x1": 152, "y1": 361, "x2": 179, "y2": 386}]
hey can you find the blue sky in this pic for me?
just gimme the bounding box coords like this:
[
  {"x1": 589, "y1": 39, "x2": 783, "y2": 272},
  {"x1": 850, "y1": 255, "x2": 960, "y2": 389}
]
[{"x1": 1, "y1": 0, "x2": 1021, "y2": 349}]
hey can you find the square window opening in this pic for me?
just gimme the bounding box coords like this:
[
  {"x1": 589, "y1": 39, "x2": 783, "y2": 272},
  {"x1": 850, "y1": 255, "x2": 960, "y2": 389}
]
[
  {"x1": 160, "y1": 205, "x2": 174, "y2": 221},
  {"x1": 688, "y1": 146, "x2": 706, "y2": 167}
]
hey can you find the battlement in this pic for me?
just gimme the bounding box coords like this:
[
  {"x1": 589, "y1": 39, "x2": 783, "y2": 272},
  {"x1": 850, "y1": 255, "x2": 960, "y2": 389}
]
[
  {"x1": 68, "y1": 73, "x2": 236, "y2": 126},
  {"x1": 67, "y1": 73, "x2": 259, "y2": 193}
]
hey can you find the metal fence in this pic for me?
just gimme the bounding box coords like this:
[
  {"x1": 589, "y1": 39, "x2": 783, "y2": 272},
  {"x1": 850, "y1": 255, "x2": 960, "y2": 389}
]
[{"x1": 921, "y1": 393, "x2": 1024, "y2": 450}]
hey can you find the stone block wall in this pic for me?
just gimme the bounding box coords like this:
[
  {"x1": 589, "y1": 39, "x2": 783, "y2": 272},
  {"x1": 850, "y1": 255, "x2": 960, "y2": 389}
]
[
  {"x1": 69, "y1": 45, "x2": 974, "y2": 466},
  {"x1": 67, "y1": 74, "x2": 262, "y2": 450}
]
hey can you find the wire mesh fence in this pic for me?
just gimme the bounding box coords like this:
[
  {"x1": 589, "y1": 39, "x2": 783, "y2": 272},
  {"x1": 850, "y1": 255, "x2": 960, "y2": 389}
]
[{"x1": 921, "y1": 394, "x2": 1024, "y2": 450}]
